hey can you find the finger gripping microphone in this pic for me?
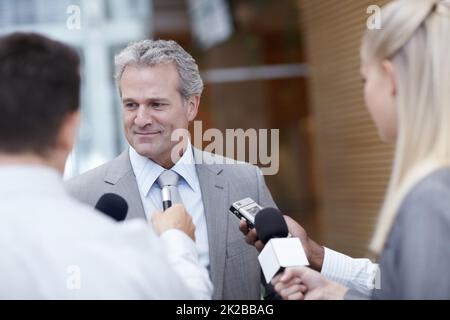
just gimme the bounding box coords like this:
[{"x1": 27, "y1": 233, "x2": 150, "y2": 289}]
[
  {"x1": 95, "y1": 193, "x2": 128, "y2": 222},
  {"x1": 255, "y1": 208, "x2": 309, "y2": 283}
]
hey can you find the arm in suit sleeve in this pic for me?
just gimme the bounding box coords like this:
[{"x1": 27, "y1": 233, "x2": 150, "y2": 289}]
[{"x1": 376, "y1": 175, "x2": 450, "y2": 299}]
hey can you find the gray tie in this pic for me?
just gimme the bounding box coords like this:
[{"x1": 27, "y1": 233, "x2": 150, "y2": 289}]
[{"x1": 157, "y1": 170, "x2": 183, "y2": 206}]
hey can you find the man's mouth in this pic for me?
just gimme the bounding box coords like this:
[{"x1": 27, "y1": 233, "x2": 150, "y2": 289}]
[{"x1": 135, "y1": 131, "x2": 162, "y2": 136}]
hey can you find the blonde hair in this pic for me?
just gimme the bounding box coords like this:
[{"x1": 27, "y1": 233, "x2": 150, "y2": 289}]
[{"x1": 361, "y1": 0, "x2": 450, "y2": 254}]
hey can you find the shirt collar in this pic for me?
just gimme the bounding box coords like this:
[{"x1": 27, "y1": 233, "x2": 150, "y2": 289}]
[
  {"x1": 0, "y1": 165, "x2": 65, "y2": 196},
  {"x1": 129, "y1": 142, "x2": 199, "y2": 197},
  {"x1": 171, "y1": 142, "x2": 198, "y2": 193}
]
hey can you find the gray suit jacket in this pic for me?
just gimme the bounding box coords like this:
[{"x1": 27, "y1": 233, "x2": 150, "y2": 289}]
[
  {"x1": 346, "y1": 168, "x2": 450, "y2": 300},
  {"x1": 65, "y1": 148, "x2": 277, "y2": 300}
]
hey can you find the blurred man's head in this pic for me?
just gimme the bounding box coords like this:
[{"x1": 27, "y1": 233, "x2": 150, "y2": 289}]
[
  {"x1": 0, "y1": 33, "x2": 80, "y2": 171},
  {"x1": 114, "y1": 40, "x2": 202, "y2": 168}
]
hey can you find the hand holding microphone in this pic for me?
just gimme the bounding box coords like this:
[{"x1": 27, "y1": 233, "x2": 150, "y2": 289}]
[
  {"x1": 271, "y1": 266, "x2": 348, "y2": 300},
  {"x1": 239, "y1": 219, "x2": 265, "y2": 252},
  {"x1": 230, "y1": 199, "x2": 308, "y2": 282},
  {"x1": 253, "y1": 208, "x2": 309, "y2": 283},
  {"x1": 152, "y1": 204, "x2": 196, "y2": 241},
  {"x1": 238, "y1": 209, "x2": 324, "y2": 272}
]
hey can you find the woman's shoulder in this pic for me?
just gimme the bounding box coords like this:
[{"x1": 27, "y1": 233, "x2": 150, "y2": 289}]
[{"x1": 399, "y1": 167, "x2": 450, "y2": 220}]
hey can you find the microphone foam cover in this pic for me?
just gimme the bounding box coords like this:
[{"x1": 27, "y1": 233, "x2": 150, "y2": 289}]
[
  {"x1": 254, "y1": 207, "x2": 288, "y2": 244},
  {"x1": 95, "y1": 193, "x2": 128, "y2": 222}
]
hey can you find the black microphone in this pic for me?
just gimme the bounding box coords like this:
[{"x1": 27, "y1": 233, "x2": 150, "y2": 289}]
[
  {"x1": 255, "y1": 207, "x2": 309, "y2": 283},
  {"x1": 254, "y1": 207, "x2": 289, "y2": 244},
  {"x1": 95, "y1": 193, "x2": 128, "y2": 222}
]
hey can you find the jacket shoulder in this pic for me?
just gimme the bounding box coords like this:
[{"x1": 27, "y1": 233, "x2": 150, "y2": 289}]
[
  {"x1": 66, "y1": 161, "x2": 110, "y2": 190},
  {"x1": 64, "y1": 152, "x2": 130, "y2": 203},
  {"x1": 399, "y1": 168, "x2": 450, "y2": 221}
]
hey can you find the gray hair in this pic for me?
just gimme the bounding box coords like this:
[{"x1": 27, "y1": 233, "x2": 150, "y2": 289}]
[{"x1": 114, "y1": 39, "x2": 203, "y2": 99}]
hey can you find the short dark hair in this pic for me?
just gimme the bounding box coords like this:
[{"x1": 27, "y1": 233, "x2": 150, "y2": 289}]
[{"x1": 0, "y1": 32, "x2": 80, "y2": 155}]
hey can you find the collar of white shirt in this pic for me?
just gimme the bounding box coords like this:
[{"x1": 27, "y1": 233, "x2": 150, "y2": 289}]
[
  {"x1": 0, "y1": 165, "x2": 64, "y2": 196},
  {"x1": 129, "y1": 143, "x2": 199, "y2": 198}
]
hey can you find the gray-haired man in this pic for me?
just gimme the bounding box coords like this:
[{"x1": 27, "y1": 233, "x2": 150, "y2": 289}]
[{"x1": 66, "y1": 39, "x2": 277, "y2": 299}]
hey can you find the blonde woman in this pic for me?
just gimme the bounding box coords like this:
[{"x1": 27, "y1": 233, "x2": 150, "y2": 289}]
[{"x1": 272, "y1": 0, "x2": 450, "y2": 299}]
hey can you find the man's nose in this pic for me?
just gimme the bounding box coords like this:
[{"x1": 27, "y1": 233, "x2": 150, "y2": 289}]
[{"x1": 134, "y1": 105, "x2": 153, "y2": 127}]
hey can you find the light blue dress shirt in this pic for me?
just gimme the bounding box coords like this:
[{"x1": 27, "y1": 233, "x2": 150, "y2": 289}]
[{"x1": 129, "y1": 143, "x2": 210, "y2": 269}]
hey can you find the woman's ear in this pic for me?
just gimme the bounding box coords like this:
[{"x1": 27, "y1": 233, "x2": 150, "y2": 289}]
[
  {"x1": 382, "y1": 60, "x2": 397, "y2": 97},
  {"x1": 186, "y1": 95, "x2": 200, "y2": 122},
  {"x1": 57, "y1": 110, "x2": 80, "y2": 153}
]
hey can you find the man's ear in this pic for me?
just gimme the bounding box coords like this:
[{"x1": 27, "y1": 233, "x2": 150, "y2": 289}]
[
  {"x1": 382, "y1": 60, "x2": 396, "y2": 97},
  {"x1": 57, "y1": 110, "x2": 80, "y2": 152},
  {"x1": 186, "y1": 95, "x2": 200, "y2": 122}
]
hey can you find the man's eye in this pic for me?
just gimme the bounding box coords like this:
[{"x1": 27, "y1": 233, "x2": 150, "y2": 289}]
[
  {"x1": 125, "y1": 103, "x2": 138, "y2": 108},
  {"x1": 152, "y1": 103, "x2": 165, "y2": 108}
]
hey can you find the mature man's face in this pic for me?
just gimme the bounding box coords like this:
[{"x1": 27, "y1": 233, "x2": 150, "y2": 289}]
[{"x1": 120, "y1": 63, "x2": 197, "y2": 167}]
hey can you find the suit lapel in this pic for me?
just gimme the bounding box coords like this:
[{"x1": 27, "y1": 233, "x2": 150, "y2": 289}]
[
  {"x1": 103, "y1": 149, "x2": 147, "y2": 221},
  {"x1": 194, "y1": 149, "x2": 229, "y2": 299}
]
